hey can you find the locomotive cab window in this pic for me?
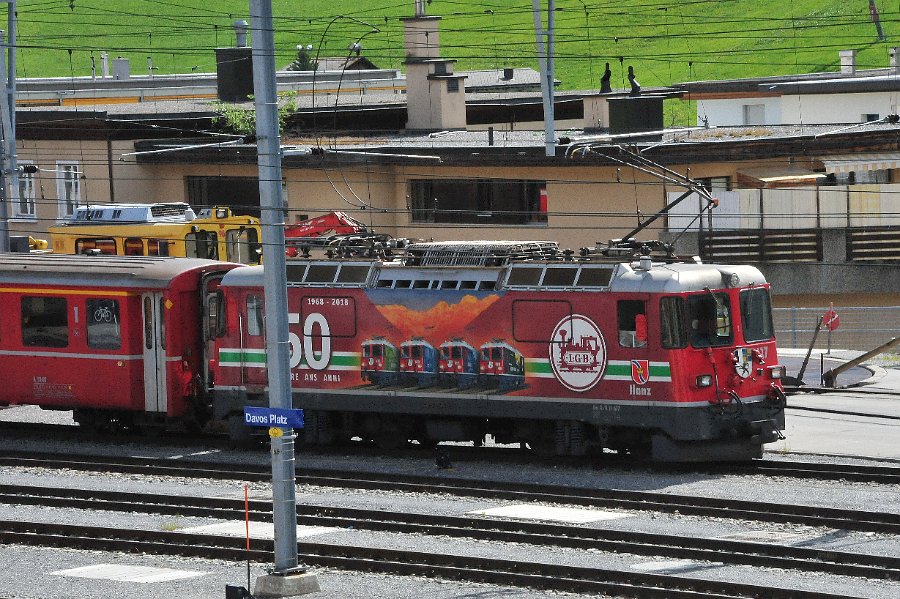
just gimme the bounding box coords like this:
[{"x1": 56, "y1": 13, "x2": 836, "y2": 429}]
[
  {"x1": 618, "y1": 300, "x2": 647, "y2": 348},
  {"x1": 185, "y1": 230, "x2": 217, "y2": 259},
  {"x1": 660, "y1": 297, "x2": 687, "y2": 349},
  {"x1": 740, "y1": 287, "x2": 774, "y2": 343},
  {"x1": 22, "y1": 296, "x2": 68, "y2": 348},
  {"x1": 226, "y1": 227, "x2": 261, "y2": 265},
  {"x1": 688, "y1": 292, "x2": 732, "y2": 348},
  {"x1": 87, "y1": 299, "x2": 121, "y2": 349}
]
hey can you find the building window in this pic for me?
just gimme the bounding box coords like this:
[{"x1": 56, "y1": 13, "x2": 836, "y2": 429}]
[
  {"x1": 698, "y1": 176, "x2": 731, "y2": 192},
  {"x1": 446, "y1": 79, "x2": 459, "y2": 93},
  {"x1": 14, "y1": 163, "x2": 36, "y2": 219},
  {"x1": 832, "y1": 169, "x2": 891, "y2": 185},
  {"x1": 742, "y1": 104, "x2": 765, "y2": 126},
  {"x1": 862, "y1": 113, "x2": 879, "y2": 122},
  {"x1": 185, "y1": 176, "x2": 261, "y2": 217},
  {"x1": 56, "y1": 161, "x2": 81, "y2": 219},
  {"x1": 409, "y1": 179, "x2": 547, "y2": 225}
]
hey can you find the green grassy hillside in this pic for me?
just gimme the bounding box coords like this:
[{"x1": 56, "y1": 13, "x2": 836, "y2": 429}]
[{"x1": 11, "y1": 0, "x2": 900, "y2": 124}]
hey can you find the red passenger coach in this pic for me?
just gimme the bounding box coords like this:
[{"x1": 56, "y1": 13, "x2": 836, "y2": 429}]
[
  {"x1": 212, "y1": 241, "x2": 787, "y2": 461},
  {"x1": 0, "y1": 254, "x2": 240, "y2": 432}
]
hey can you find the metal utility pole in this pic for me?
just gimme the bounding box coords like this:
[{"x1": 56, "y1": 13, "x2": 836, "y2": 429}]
[
  {"x1": 869, "y1": 0, "x2": 885, "y2": 41},
  {"x1": 0, "y1": 1, "x2": 18, "y2": 253},
  {"x1": 532, "y1": 0, "x2": 556, "y2": 157},
  {"x1": 249, "y1": 0, "x2": 299, "y2": 573}
]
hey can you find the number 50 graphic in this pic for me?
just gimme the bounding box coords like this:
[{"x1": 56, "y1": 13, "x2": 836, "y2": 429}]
[{"x1": 287, "y1": 312, "x2": 332, "y2": 370}]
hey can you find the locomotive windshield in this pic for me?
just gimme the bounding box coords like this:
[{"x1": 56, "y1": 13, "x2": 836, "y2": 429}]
[
  {"x1": 687, "y1": 292, "x2": 733, "y2": 348},
  {"x1": 739, "y1": 287, "x2": 774, "y2": 342}
]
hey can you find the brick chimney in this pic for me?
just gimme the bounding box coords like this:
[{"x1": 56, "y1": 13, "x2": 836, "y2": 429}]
[{"x1": 402, "y1": 11, "x2": 467, "y2": 131}]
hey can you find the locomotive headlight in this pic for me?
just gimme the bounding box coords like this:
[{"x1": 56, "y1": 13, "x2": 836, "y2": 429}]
[
  {"x1": 768, "y1": 365, "x2": 786, "y2": 379},
  {"x1": 722, "y1": 271, "x2": 740, "y2": 287},
  {"x1": 696, "y1": 374, "x2": 713, "y2": 387}
]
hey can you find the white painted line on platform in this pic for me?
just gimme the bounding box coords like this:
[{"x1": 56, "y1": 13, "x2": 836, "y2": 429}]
[
  {"x1": 469, "y1": 504, "x2": 628, "y2": 524},
  {"x1": 631, "y1": 560, "x2": 710, "y2": 573},
  {"x1": 720, "y1": 530, "x2": 805, "y2": 542},
  {"x1": 51, "y1": 564, "x2": 205, "y2": 583},
  {"x1": 181, "y1": 521, "x2": 340, "y2": 539}
]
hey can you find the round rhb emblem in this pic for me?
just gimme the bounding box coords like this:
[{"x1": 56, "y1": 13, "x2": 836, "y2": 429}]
[{"x1": 549, "y1": 314, "x2": 607, "y2": 392}]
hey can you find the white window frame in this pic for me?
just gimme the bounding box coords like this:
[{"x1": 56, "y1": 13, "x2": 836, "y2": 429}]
[
  {"x1": 56, "y1": 161, "x2": 82, "y2": 219},
  {"x1": 13, "y1": 162, "x2": 36, "y2": 219}
]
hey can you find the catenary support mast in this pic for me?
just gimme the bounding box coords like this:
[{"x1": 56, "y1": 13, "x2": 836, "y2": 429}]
[
  {"x1": 249, "y1": 0, "x2": 299, "y2": 572},
  {"x1": 0, "y1": 1, "x2": 18, "y2": 253}
]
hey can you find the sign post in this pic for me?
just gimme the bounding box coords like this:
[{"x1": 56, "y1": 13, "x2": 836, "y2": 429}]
[{"x1": 248, "y1": 0, "x2": 319, "y2": 596}]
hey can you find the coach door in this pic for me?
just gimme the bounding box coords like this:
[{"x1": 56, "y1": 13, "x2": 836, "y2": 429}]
[{"x1": 142, "y1": 293, "x2": 168, "y2": 413}]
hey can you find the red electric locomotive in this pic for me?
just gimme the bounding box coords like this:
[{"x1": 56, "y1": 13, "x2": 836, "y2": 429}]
[
  {"x1": 0, "y1": 254, "x2": 240, "y2": 432},
  {"x1": 211, "y1": 241, "x2": 786, "y2": 461}
]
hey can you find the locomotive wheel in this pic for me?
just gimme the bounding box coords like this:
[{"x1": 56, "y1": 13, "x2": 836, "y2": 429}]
[
  {"x1": 526, "y1": 422, "x2": 559, "y2": 457},
  {"x1": 73, "y1": 409, "x2": 101, "y2": 434}
]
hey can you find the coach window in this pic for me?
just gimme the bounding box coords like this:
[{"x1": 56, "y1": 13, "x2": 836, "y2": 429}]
[
  {"x1": 124, "y1": 238, "x2": 144, "y2": 256},
  {"x1": 618, "y1": 300, "x2": 647, "y2": 348},
  {"x1": 687, "y1": 292, "x2": 732, "y2": 348},
  {"x1": 87, "y1": 299, "x2": 121, "y2": 349},
  {"x1": 22, "y1": 296, "x2": 68, "y2": 348},
  {"x1": 660, "y1": 297, "x2": 687, "y2": 348},
  {"x1": 148, "y1": 239, "x2": 171, "y2": 257},
  {"x1": 76, "y1": 238, "x2": 116, "y2": 255},
  {"x1": 740, "y1": 287, "x2": 774, "y2": 343},
  {"x1": 144, "y1": 297, "x2": 153, "y2": 349},
  {"x1": 246, "y1": 295, "x2": 264, "y2": 336}
]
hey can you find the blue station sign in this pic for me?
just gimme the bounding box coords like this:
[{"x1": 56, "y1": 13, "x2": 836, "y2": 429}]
[{"x1": 243, "y1": 406, "x2": 305, "y2": 429}]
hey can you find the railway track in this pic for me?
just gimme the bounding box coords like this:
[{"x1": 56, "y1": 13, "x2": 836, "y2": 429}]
[
  {"x1": 3, "y1": 518, "x2": 870, "y2": 599},
  {"x1": 2, "y1": 452, "x2": 899, "y2": 534},
  {"x1": 3, "y1": 483, "x2": 899, "y2": 582}
]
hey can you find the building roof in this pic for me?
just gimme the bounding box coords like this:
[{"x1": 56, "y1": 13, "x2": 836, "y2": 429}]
[{"x1": 675, "y1": 62, "x2": 900, "y2": 97}]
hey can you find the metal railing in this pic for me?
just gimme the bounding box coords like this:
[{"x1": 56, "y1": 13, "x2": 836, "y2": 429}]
[
  {"x1": 773, "y1": 306, "x2": 900, "y2": 352},
  {"x1": 699, "y1": 227, "x2": 900, "y2": 264}
]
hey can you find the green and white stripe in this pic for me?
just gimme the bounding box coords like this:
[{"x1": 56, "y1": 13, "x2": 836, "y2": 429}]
[
  {"x1": 526, "y1": 358, "x2": 671, "y2": 382},
  {"x1": 217, "y1": 348, "x2": 360, "y2": 371}
]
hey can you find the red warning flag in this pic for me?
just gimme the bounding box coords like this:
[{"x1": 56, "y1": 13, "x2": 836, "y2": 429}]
[{"x1": 823, "y1": 305, "x2": 840, "y2": 331}]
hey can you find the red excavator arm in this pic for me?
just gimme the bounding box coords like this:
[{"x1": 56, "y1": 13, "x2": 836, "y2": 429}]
[{"x1": 284, "y1": 212, "x2": 367, "y2": 240}]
